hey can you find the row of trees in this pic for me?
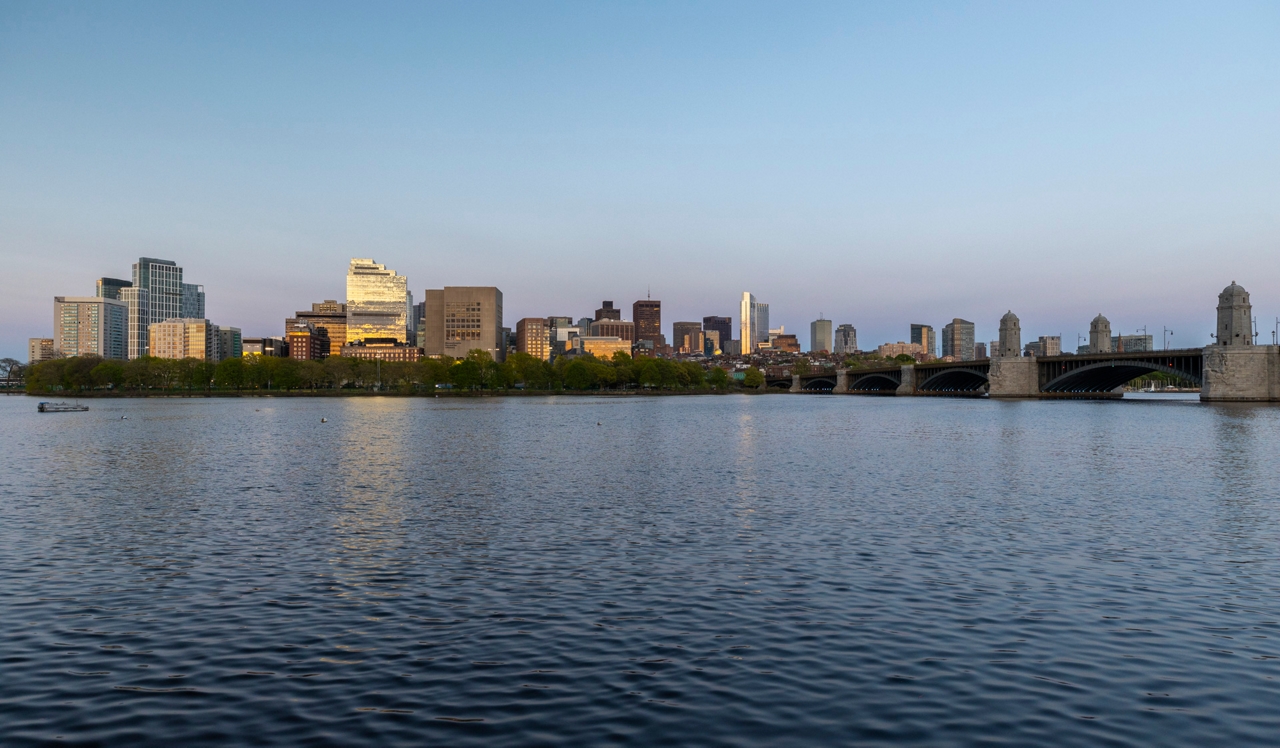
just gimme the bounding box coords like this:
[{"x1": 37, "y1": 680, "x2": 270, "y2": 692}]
[{"x1": 25, "y1": 350, "x2": 754, "y2": 394}]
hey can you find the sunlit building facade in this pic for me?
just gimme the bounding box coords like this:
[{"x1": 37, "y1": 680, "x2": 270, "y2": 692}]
[
  {"x1": 517, "y1": 317, "x2": 551, "y2": 361},
  {"x1": 346, "y1": 258, "x2": 411, "y2": 344},
  {"x1": 53, "y1": 296, "x2": 128, "y2": 360},
  {"x1": 288, "y1": 300, "x2": 348, "y2": 356},
  {"x1": 740, "y1": 292, "x2": 769, "y2": 354},
  {"x1": 149, "y1": 318, "x2": 218, "y2": 361}
]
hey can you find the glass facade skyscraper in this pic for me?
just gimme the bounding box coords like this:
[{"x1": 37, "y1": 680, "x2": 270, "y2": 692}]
[
  {"x1": 132, "y1": 258, "x2": 184, "y2": 326},
  {"x1": 740, "y1": 292, "x2": 769, "y2": 354},
  {"x1": 346, "y1": 258, "x2": 410, "y2": 344}
]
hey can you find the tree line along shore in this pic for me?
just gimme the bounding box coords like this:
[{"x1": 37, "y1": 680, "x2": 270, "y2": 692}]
[{"x1": 22, "y1": 350, "x2": 768, "y2": 395}]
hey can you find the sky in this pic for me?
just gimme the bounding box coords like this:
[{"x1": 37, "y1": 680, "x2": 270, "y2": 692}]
[{"x1": 2, "y1": 1, "x2": 1278, "y2": 358}]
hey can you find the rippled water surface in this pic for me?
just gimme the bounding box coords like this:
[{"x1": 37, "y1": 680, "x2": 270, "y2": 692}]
[{"x1": 2, "y1": 393, "x2": 1280, "y2": 746}]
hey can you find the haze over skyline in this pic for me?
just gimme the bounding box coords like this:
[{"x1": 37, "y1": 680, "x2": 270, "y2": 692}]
[{"x1": 3, "y1": 1, "x2": 1278, "y2": 358}]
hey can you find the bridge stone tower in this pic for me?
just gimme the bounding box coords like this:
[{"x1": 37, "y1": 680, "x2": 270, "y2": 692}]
[
  {"x1": 1216, "y1": 281, "x2": 1252, "y2": 346},
  {"x1": 1089, "y1": 314, "x2": 1112, "y2": 353},
  {"x1": 996, "y1": 311, "x2": 1021, "y2": 358},
  {"x1": 1202, "y1": 282, "x2": 1279, "y2": 401},
  {"x1": 989, "y1": 311, "x2": 1038, "y2": 397}
]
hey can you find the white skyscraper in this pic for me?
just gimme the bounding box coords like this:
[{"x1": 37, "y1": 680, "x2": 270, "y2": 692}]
[{"x1": 739, "y1": 292, "x2": 770, "y2": 355}]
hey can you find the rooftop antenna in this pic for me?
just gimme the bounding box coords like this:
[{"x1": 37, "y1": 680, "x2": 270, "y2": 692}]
[{"x1": 647, "y1": 285, "x2": 650, "y2": 300}]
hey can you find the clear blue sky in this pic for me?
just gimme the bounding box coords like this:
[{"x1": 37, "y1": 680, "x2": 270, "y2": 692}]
[{"x1": 3, "y1": 1, "x2": 1278, "y2": 357}]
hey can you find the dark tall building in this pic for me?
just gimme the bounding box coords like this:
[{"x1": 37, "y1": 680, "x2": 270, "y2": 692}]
[
  {"x1": 95, "y1": 278, "x2": 133, "y2": 301},
  {"x1": 703, "y1": 316, "x2": 732, "y2": 353},
  {"x1": 633, "y1": 299, "x2": 662, "y2": 347},
  {"x1": 594, "y1": 301, "x2": 621, "y2": 321},
  {"x1": 672, "y1": 321, "x2": 703, "y2": 353}
]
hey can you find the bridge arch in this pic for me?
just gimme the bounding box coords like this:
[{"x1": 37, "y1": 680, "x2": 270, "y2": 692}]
[
  {"x1": 1041, "y1": 360, "x2": 1202, "y2": 393},
  {"x1": 848, "y1": 372, "x2": 900, "y2": 392},
  {"x1": 916, "y1": 367, "x2": 989, "y2": 393},
  {"x1": 800, "y1": 377, "x2": 837, "y2": 391},
  {"x1": 767, "y1": 379, "x2": 793, "y2": 390}
]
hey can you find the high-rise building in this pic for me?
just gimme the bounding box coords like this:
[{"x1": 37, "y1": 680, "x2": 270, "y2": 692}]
[
  {"x1": 288, "y1": 300, "x2": 348, "y2": 356},
  {"x1": 516, "y1": 318, "x2": 551, "y2": 361},
  {"x1": 54, "y1": 296, "x2": 128, "y2": 360},
  {"x1": 739, "y1": 293, "x2": 769, "y2": 354},
  {"x1": 28, "y1": 338, "x2": 55, "y2": 365},
  {"x1": 217, "y1": 327, "x2": 243, "y2": 361},
  {"x1": 132, "y1": 258, "x2": 184, "y2": 327},
  {"x1": 702, "y1": 316, "x2": 731, "y2": 353},
  {"x1": 834, "y1": 324, "x2": 858, "y2": 355},
  {"x1": 997, "y1": 312, "x2": 1021, "y2": 358},
  {"x1": 120, "y1": 287, "x2": 150, "y2": 359},
  {"x1": 810, "y1": 318, "x2": 833, "y2": 353},
  {"x1": 594, "y1": 301, "x2": 621, "y2": 321},
  {"x1": 703, "y1": 329, "x2": 721, "y2": 355},
  {"x1": 95, "y1": 277, "x2": 132, "y2": 300},
  {"x1": 420, "y1": 286, "x2": 505, "y2": 361},
  {"x1": 181, "y1": 283, "x2": 205, "y2": 319},
  {"x1": 942, "y1": 318, "x2": 976, "y2": 361},
  {"x1": 910, "y1": 324, "x2": 936, "y2": 358},
  {"x1": 590, "y1": 320, "x2": 634, "y2": 342},
  {"x1": 772, "y1": 334, "x2": 800, "y2": 353},
  {"x1": 287, "y1": 322, "x2": 329, "y2": 361},
  {"x1": 346, "y1": 258, "x2": 410, "y2": 344},
  {"x1": 633, "y1": 300, "x2": 662, "y2": 348},
  {"x1": 1216, "y1": 282, "x2": 1252, "y2": 346},
  {"x1": 149, "y1": 318, "x2": 219, "y2": 361},
  {"x1": 672, "y1": 322, "x2": 703, "y2": 353},
  {"x1": 547, "y1": 316, "x2": 575, "y2": 357},
  {"x1": 1089, "y1": 314, "x2": 1112, "y2": 353},
  {"x1": 974, "y1": 341, "x2": 988, "y2": 359},
  {"x1": 1038, "y1": 335, "x2": 1062, "y2": 357}
]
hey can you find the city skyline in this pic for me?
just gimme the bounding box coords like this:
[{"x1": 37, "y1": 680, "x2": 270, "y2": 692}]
[{"x1": 3, "y1": 3, "x2": 1279, "y2": 358}]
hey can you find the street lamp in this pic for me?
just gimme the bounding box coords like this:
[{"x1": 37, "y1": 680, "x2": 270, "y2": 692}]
[{"x1": 1163, "y1": 327, "x2": 1173, "y2": 350}]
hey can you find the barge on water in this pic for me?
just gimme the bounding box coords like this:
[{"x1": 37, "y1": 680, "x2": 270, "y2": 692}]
[{"x1": 38, "y1": 402, "x2": 89, "y2": 413}]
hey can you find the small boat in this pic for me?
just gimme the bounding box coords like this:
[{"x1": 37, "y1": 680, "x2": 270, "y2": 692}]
[{"x1": 38, "y1": 402, "x2": 89, "y2": 413}]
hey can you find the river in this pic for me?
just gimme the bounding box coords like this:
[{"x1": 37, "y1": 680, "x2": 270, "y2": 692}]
[{"x1": 2, "y1": 393, "x2": 1278, "y2": 746}]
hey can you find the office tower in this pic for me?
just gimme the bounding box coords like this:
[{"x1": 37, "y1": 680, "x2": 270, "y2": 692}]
[
  {"x1": 834, "y1": 324, "x2": 858, "y2": 355},
  {"x1": 1023, "y1": 341, "x2": 1042, "y2": 357},
  {"x1": 120, "y1": 287, "x2": 150, "y2": 359},
  {"x1": 517, "y1": 318, "x2": 552, "y2": 361},
  {"x1": 346, "y1": 258, "x2": 410, "y2": 344},
  {"x1": 1089, "y1": 314, "x2": 1112, "y2": 353},
  {"x1": 420, "y1": 286, "x2": 505, "y2": 361},
  {"x1": 132, "y1": 258, "x2": 184, "y2": 326},
  {"x1": 53, "y1": 296, "x2": 128, "y2": 360},
  {"x1": 95, "y1": 278, "x2": 132, "y2": 300},
  {"x1": 28, "y1": 338, "x2": 55, "y2": 365},
  {"x1": 590, "y1": 319, "x2": 635, "y2": 342},
  {"x1": 288, "y1": 301, "x2": 348, "y2": 357},
  {"x1": 1038, "y1": 335, "x2": 1062, "y2": 357},
  {"x1": 942, "y1": 318, "x2": 976, "y2": 361},
  {"x1": 287, "y1": 322, "x2": 329, "y2": 360},
  {"x1": 672, "y1": 321, "x2": 703, "y2": 353},
  {"x1": 974, "y1": 341, "x2": 988, "y2": 359},
  {"x1": 413, "y1": 301, "x2": 425, "y2": 347},
  {"x1": 739, "y1": 292, "x2": 769, "y2": 354},
  {"x1": 574, "y1": 337, "x2": 630, "y2": 359},
  {"x1": 181, "y1": 283, "x2": 205, "y2": 319},
  {"x1": 149, "y1": 318, "x2": 219, "y2": 361},
  {"x1": 243, "y1": 337, "x2": 288, "y2": 356},
  {"x1": 633, "y1": 300, "x2": 662, "y2": 348},
  {"x1": 594, "y1": 301, "x2": 621, "y2": 322},
  {"x1": 772, "y1": 334, "x2": 800, "y2": 353},
  {"x1": 997, "y1": 312, "x2": 1021, "y2": 358},
  {"x1": 1112, "y1": 334, "x2": 1153, "y2": 352},
  {"x1": 217, "y1": 327, "x2": 243, "y2": 361},
  {"x1": 703, "y1": 329, "x2": 721, "y2": 355},
  {"x1": 910, "y1": 324, "x2": 936, "y2": 358},
  {"x1": 702, "y1": 316, "x2": 731, "y2": 352},
  {"x1": 547, "y1": 316, "x2": 575, "y2": 357},
  {"x1": 810, "y1": 318, "x2": 833, "y2": 354}
]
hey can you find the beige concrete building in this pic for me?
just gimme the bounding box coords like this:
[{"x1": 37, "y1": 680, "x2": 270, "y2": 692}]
[
  {"x1": 54, "y1": 296, "x2": 128, "y2": 360},
  {"x1": 421, "y1": 286, "x2": 505, "y2": 361},
  {"x1": 877, "y1": 342, "x2": 925, "y2": 357},
  {"x1": 149, "y1": 318, "x2": 218, "y2": 361},
  {"x1": 28, "y1": 338, "x2": 55, "y2": 365}
]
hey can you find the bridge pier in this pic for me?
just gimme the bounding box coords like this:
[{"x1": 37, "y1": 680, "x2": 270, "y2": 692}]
[
  {"x1": 790, "y1": 374, "x2": 801, "y2": 393},
  {"x1": 833, "y1": 368, "x2": 848, "y2": 394},
  {"x1": 895, "y1": 365, "x2": 915, "y2": 396},
  {"x1": 1202, "y1": 345, "x2": 1280, "y2": 401},
  {"x1": 988, "y1": 355, "x2": 1039, "y2": 398}
]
